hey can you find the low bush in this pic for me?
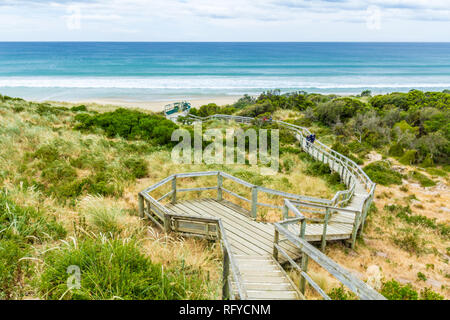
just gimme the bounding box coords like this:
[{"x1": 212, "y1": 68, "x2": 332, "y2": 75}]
[
  {"x1": 399, "y1": 150, "x2": 418, "y2": 165},
  {"x1": 392, "y1": 227, "x2": 427, "y2": 255},
  {"x1": 71, "y1": 105, "x2": 88, "y2": 112},
  {"x1": 36, "y1": 103, "x2": 69, "y2": 116},
  {"x1": 381, "y1": 280, "x2": 418, "y2": 300},
  {"x1": 327, "y1": 286, "x2": 357, "y2": 300},
  {"x1": 380, "y1": 279, "x2": 444, "y2": 300},
  {"x1": 364, "y1": 161, "x2": 403, "y2": 186},
  {"x1": 306, "y1": 162, "x2": 331, "y2": 176},
  {"x1": 408, "y1": 171, "x2": 436, "y2": 187},
  {"x1": 384, "y1": 204, "x2": 448, "y2": 238},
  {"x1": 420, "y1": 287, "x2": 444, "y2": 300},
  {"x1": 122, "y1": 158, "x2": 148, "y2": 179},
  {"x1": 74, "y1": 108, "x2": 178, "y2": 146}
]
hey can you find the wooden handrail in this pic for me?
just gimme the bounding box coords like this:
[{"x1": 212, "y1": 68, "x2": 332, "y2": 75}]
[
  {"x1": 139, "y1": 192, "x2": 247, "y2": 300},
  {"x1": 140, "y1": 112, "x2": 380, "y2": 300},
  {"x1": 273, "y1": 223, "x2": 386, "y2": 300},
  {"x1": 187, "y1": 113, "x2": 376, "y2": 196}
]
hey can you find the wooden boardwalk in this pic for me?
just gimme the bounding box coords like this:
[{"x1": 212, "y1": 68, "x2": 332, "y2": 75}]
[
  {"x1": 138, "y1": 114, "x2": 383, "y2": 300},
  {"x1": 166, "y1": 199, "x2": 302, "y2": 299}
]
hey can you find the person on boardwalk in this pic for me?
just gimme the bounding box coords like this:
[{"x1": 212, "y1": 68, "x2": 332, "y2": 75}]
[{"x1": 306, "y1": 134, "x2": 316, "y2": 149}]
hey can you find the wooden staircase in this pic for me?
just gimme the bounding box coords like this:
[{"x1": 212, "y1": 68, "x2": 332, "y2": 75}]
[{"x1": 232, "y1": 255, "x2": 301, "y2": 300}]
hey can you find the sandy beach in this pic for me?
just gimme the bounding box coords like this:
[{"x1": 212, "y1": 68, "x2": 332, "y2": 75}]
[{"x1": 72, "y1": 96, "x2": 245, "y2": 112}]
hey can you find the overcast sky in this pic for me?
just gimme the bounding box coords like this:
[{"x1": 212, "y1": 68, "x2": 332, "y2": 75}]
[{"x1": 0, "y1": 0, "x2": 449, "y2": 41}]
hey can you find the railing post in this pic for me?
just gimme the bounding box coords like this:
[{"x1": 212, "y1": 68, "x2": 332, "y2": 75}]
[
  {"x1": 359, "y1": 199, "x2": 369, "y2": 236},
  {"x1": 273, "y1": 229, "x2": 279, "y2": 261},
  {"x1": 300, "y1": 218, "x2": 306, "y2": 239},
  {"x1": 321, "y1": 208, "x2": 330, "y2": 251},
  {"x1": 283, "y1": 204, "x2": 289, "y2": 220},
  {"x1": 138, "y1": 193, "x2": 144, "y2": 218},
  {"x1": 217, "y1": 172, "x2": 223, "y2": 201},
  {"x1": 222, "y1": 248, "x2": 230, "y2": 300},
  {"x1": 251, "y1": 186, "x2": 258, "y2": 219},
  {"x1": 172, "y1": 175, "x2": 177, "y2": 204},
  {"x1": 299, "y1": 253, "x2": 309, "y2": 294},
  {"x1": 164, "y1": 215, "x2": 171, "y2": 233},
  {"x1": 351, "y1": 211, "x2": 361, "y2": 249}
]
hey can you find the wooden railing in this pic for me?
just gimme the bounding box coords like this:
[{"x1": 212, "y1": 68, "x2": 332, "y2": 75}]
[
  {"x1": 273, "y1": 218, "x2": 386, "y2": 300},
  {"x1": 286, "y1": 199, "x2": 362, "y2": 249},
  {"x1": 138, "y1": 188, "x2": 247, "y2": 300},
  {"x1": 141, "y1": 171, "x2": 338, "y2": 222},
  {"x1": 139, "y1": 113, "x2": 380, "y2": 300},
  {"x1": 186, "y1": 113, "x2": 377, "y2": 228}
]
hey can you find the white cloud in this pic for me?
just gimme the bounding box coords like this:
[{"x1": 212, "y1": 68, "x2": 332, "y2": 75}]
[{"x1": 0, "y1": 0, "x2": 448, "y2": 40}]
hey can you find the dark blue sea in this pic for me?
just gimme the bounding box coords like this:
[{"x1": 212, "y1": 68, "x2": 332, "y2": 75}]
[{"x1": 0, "y1": 42, "x2": 449, "y2": 102}]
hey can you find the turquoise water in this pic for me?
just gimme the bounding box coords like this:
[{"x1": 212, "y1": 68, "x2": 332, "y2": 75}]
[{"x1": 0, "y1": 42, "x2": 449, "y2": 102}]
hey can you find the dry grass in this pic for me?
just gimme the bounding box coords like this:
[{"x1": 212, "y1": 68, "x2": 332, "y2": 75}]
[{"x1": 324, "y1": 177, "x2": 450, "y2": 299}]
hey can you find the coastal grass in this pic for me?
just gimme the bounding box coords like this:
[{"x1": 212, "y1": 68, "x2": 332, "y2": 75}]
[
  {"x1": 1, "y1": 93, "x2": 449, "y2": 300},
  {"x1": 39, "y1": 238, "x2": 215, "y2": 300}
]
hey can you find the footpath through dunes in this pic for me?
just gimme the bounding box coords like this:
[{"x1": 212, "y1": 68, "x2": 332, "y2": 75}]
[{"x1": 138, "y1": 114, "x2": 383, "y2": 300}]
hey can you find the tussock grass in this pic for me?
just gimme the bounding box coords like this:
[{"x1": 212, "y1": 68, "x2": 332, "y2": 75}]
[{"x1": 38, "y1": 238, "x2": 215, "y2": 300}]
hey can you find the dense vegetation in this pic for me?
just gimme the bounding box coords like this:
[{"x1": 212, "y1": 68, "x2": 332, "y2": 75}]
[
  {"x1": 75, "y1": 108, "x2": 179, "y2": 146},
  {"x1": 190, "y1": 89, "x2": 450, "y2": 168},
  {"x1": 0, "y1": 97, "x2": 219, "y2": 300}
]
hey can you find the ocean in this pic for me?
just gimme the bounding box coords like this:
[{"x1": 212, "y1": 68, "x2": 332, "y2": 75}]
[{"x1": 0, "y1": 42, "x2": 449, "y2": 103}]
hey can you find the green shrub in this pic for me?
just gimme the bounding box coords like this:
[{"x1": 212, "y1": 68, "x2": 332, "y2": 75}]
[
  {"x1": 364, "y1": 161, "x2": 403, "y2": 186},
  {"x1": 39, "y1": 240, "x2": 212, "y2": 300},
  {"x1": 122, "y1": 158, "x2": 148, "y2": 179},
  {"x1": 238, "y1": 101, "x2": 275, "y2": 117},
  {"x1": 381, "y1": 280, "x2": 418, "y2": 300},
  {"x1": 71, "y1": 105, "x2": 88, "y2": 112},
  {"x1": 282, "y1": 158, "x2": 295, "y2": 173},
  {"x1": 399, "y1": 150, "x2": 418, "y2": 165},
  {"x1": 36, "y1": 103, "x2": 69, "y2": 116},
  {"x1": 328, "y1": 286, "x2": 357, "y2": 300},
  {"x1": 306, "y1": 162, "x2": 331, "y2": 176},
  {"x1": 424, "y1": 167, "x2": 447, "y2": 177},
  {"x1": 279, "y1": 146, "x2": 302, "y2": 155},
  {"x1": 41, "y1": 161, "x2": 78, "y2": 184},
  {"x1": 420, "y1": 154, "x2": 434, "y2": 167},
  {"x1": 327, "y1": 172, "x2": 342, "y2": 186},
  {"x1": 420, "y1": 287, "x2": 444, "y2": 300},
  {"x1": 315, "y1": 98, "x2": 366, "y2": 125},
  {"x1": 12, "y1": 106, "x2": 25, "y2": 113},
  {"x1": 417, "y1": 272, "x2": 427, "y2": 282},
  {"x1": 389, "y1": 143, "x2": 404, "y2": 157},
  {"x1": 74, "y1": 108, "x2": 178, "y2": 146},
  {"x1": 33, "y1": 144, "x2": 61, "y2": 163},
  {"x1": 408, "y1": 171, "x2": 436, "y2": 187},
  {"x1": 233, "y1": 170, "x2": 273, "y2": 186},
  {"x1": 392, "y1": 227, "x2": 426, "y2": 255}
]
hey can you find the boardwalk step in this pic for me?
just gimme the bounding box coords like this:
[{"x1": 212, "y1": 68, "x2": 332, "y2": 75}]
[{"x1": 246, "y1": 290, "x2": 299, "y2": 300}]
